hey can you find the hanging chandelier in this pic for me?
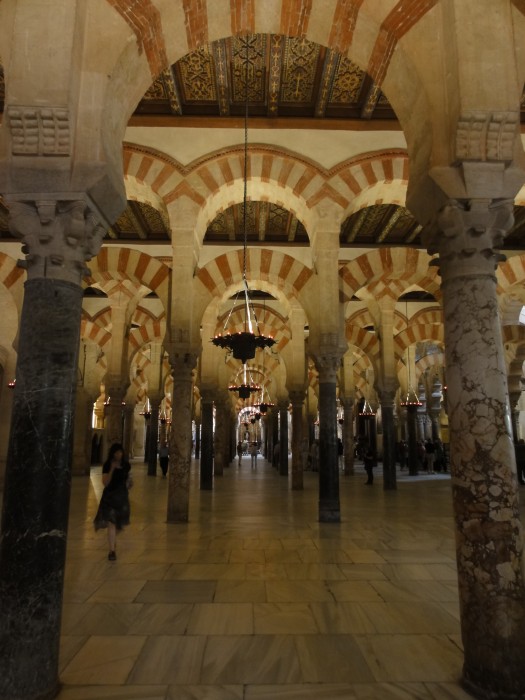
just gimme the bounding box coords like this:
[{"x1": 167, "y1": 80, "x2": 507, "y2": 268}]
[
  {"x1": 358, "y1": 368, "x2": 376, "y2": 416},
  {"x1": 228, "y1": 363, "x2": 261, "y2": 400},
  {"x1": 400, "y1": 300, "x2": 422, "y2": 407},
  {"x1": 211, "y1": 35, "x2": 275, "y2": 364},
  {"x1": 254, "y1": 344, "x2": 275, "y2": 414}
]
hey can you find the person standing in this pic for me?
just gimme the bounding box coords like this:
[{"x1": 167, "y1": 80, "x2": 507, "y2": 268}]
[
  {"x1": 364, "y1": 447, "x2": 374, "y2": 485},
  {"x1": 237, "y1": 440, "x2": 243, "y2": 467},
  {"x1": 93, "y1": 443, "x2": 132, "y2": 561},
  {"x1": 249, "y1": 441, "x2": 258, "y2": 468},
  {"x1": 158, "y1": 442, "x2": 169, "y2": 478},
  {"x1": 424, "y1": 438, "x2": 436, "y2": 474}
]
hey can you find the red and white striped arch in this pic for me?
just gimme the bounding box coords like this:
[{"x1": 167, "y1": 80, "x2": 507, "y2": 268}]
[
  {"x1": 103, "y1": 0, "x2": 435, "y2": 149},
  {"x1": 393, "y1": 323, "x2": 445, "y2": 359},
  {"x1": 415, "y1": 352, "x2": 445, "y2": 382},
  {"x1": 80, "y1": 319, "x2": 111, "y2": 350},
  {"x1": 497, "y1": 254, "x2": 525, "y2": 294},
  {"x1": 339, "y1": 248, "x2": 440, "y2": 302},
  {"x1": 128, "y1": 318, "x2": 166, "y2": 358},
  {"x1": 0, "y1": 252, "x2": 25, "y2": 311},
  {"x1": 195, "y1": 249, "x2": 313, "y2": 302},
  {"x1": 86, "y1": 248, "x2": 170, "y2": 310},
  {"x1": 123, "y1": 144, "x2": 411, "y2": 241}
]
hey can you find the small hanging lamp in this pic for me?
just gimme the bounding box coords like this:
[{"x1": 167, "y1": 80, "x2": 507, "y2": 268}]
[
  {"x1": 400, "y1": 300, "x2": 422, "y2": 407},
  {"x1": 228, "y1": 363, "x2": 261, "y2": 400},
  {"x1": 358, "y1": 368, "x2": 376, "y2": 416}
]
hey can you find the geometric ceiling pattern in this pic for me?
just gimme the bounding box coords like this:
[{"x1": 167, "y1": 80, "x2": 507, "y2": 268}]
[
  {"x1": 204, "y1": 201, "x2": 309, "y2": 244},
  {"x1": 107, "y1": 200, "x2": 171, "y2": 242},
  {"x1": 134, "y1": 34, "x2": 396, "y2": 121}
]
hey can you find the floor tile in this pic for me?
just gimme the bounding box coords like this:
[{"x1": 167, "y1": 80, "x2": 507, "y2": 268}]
[{"x1": 60, "y1": 635, "x2": 147, "y2": 685}]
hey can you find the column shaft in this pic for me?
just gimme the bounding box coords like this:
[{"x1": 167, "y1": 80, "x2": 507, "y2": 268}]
[
  {"x1": 279, "y1": 405, "x2": 289, "y2": 476},
  {"x1": 290, "y1": 394, "x2": 304, "y2": 490},
  {"x1": 200, "y1": 398, "x2": 214, "y2": 490},
  {"x1": 166, "y1": 357, "x2": 195, "y2": 523},
  {"x1": 316, "y1": 355, "x2": 341, "y2": 523},
  {"x1": 426, "y1": 199, "x2": 525, "y2": 697},
  {"x1": 0, "y1": 279, "x2": 82, "y2": 700}
]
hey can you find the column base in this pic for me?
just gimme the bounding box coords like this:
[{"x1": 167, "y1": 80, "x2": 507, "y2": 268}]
[
  {"x1": 319, "y1": 500, "x2": 341, "y2": 523},
  {"x1": 462, "y1": 667, "x2": 525, "y2": 700}
]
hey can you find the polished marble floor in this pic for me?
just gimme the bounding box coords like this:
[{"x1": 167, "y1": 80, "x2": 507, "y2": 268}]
[{"x1": 55, "y1": 456, "x2": 499, "y2": 700}]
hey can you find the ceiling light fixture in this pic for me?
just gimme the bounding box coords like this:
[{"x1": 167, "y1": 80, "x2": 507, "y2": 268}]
[{"x1": 211, "y1": 35, "x2": 276, "y2": 364}]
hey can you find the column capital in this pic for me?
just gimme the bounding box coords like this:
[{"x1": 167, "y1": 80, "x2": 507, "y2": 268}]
[
  {"x1": 288, "y1": 389, "x2": 305, "y2": 406},
  {"x1": 6, "y1": 197, "x2": 106, "y2": 285},
  {"x1": 423, "y1": 198, "x2": 514, "y2": 281},
  {"x1": 314, "y1": 344, "x2": 343, "y2": 383},
  {"x1": 376, "y1": 377, "x2": 399, "y2": 406},
  {"x1": 167, "y1": 348, "x2": 198, "y2": 380}
]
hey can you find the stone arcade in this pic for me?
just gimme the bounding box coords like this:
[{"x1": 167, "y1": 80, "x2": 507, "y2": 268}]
[{"x1": 0, "y1": 1, "x2": 525, "y2": 699}]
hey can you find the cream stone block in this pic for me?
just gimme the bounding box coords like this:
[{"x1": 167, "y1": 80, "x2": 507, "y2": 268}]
[
  {"x1": 156, "y1": 1, "x2": 190, "y2": 61},
  {"x1": 254, "y1": 0, "x2": 282, "y2": 35},
  {"x1": 61, "y1": 635, "x2": 147, "y2": 685},
  {"x1": 355, "y1": 633, "x2": 462, "y2": 683},
  {"x1": 187, "y1": 603, "x2": 254, "y2": 635},
  {"x1": 129, "y1": 636, "x2": 207, "y2": 684}
]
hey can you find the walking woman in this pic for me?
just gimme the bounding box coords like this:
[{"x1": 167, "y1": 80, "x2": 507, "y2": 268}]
[{"x1": 93, "y1": 443, "x2": 132, "y2": 561}]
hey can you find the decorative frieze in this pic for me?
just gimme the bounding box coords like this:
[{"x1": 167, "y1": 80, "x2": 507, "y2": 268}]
[
  {"x1": 456, "y1": 112, "x2": 518, "y2": 163},
  {"x1": 8, "y1": 106, "x2": 70, "y2": 157}
]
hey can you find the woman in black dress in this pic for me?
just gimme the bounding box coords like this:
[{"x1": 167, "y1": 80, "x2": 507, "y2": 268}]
[{"x1": 93, "y1": 443, "x2": 132, "y2": 560}]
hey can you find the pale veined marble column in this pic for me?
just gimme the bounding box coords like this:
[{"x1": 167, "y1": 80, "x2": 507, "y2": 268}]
[{"x1": 426, "y1": 198, "x2": 525, "y2": 697}]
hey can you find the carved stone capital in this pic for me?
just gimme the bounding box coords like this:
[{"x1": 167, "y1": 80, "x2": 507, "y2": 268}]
[
  {"x1": 7, "y1": 198, "x2": 105, "y2": 284},
  {"x1": 423, "y1": 198, "x2": 514, "y2": 281},
  {"x1": 167, "y1": 349, "x2": 198, "y2": 381},
  {"x1": 376, "y1": 377, "x2": 399, "y2": 406},
  {"x1": 314, "y1": 348, "x2": 342, "y2": 384}
]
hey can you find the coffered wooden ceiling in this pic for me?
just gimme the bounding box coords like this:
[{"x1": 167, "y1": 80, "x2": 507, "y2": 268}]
[
  {"x1": 2, "y1": 36, "x2": 525, "y2": 249},
  {"x1": 132, "y1": 34, "x2": 395, "y2": 122}
]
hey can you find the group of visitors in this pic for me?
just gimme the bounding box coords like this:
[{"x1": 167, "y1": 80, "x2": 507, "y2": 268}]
[{"x1": 237, "y1": 440, "x2": 260, "y2": 468}]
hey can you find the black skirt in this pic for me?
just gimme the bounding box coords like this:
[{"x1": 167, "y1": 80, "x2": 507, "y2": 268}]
[{"x1": 93, "y1": 485, "x2": 130, "y2": 531}]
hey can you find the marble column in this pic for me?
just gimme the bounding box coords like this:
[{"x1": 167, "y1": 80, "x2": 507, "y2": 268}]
[
  {"x1": 0, "y1": 199, "x2": 106, "y2": 700},
  {"x1": 213, "y1": 393, "x2": 228, "y2": 476},
  {"x1": 166, "y1": 352, "x2": 196, "y2": 523},
  {"x1": 271, "y1": 409, "x2": 279, "y2": 468},
  {"x1": 429, "y1": 376, "x2": 443, "y2": 441},
  {"x1": 104, "y1": 384, "x2": 126, "y2": 447},
  {"x1": 194, "y1": 419, "x2": 201, "y2": 459},
  {"x1": 122, "y1": 403, "x2": 135, "y2": 459},
  {"x1": 278, "y1": 401, "x2": 289, "y2": 476},
  {"x1": 406, "y1": 404, "x2": 419, "y2": 476},
  {"x1": 315, "y1": 350, "x2": 341, "y2": 522},
  {"x1": 289, "y1": 390, "x2": 305, "y2": 490},
  {"x1": 342, "y1": 397, "x2": 355, "y2": 475},
  {"x1": 425, "y1": 198, "x2": 525, "y2": 697},
  {"x1": 146, "y1": 397, "x2": 161, "y2": 476},
  {"x1": 200, "y1": 391, "x2": 214, "y2": 490},
  {"x1": 378, "y1": 380, "x2": 398, "y2": 490}
]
